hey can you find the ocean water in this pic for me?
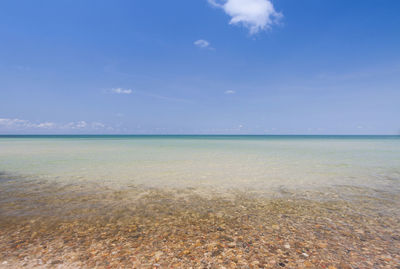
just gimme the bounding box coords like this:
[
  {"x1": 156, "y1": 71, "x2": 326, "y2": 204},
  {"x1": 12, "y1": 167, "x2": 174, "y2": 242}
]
[
  {"x1": 1, "y1": 135, "x2": 400, "y2": 267},
  {"x1": 0, "y1": 135, "x2": 399, "y2": 194}
]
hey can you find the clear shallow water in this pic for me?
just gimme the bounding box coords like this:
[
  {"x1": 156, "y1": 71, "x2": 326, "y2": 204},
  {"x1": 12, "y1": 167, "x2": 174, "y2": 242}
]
[
  {"x1": 0, "y1": 135, "x2": 399, "y2": 194},
  {"x1": 1, "y1": 135, "x2": 400, "y2": 267}
]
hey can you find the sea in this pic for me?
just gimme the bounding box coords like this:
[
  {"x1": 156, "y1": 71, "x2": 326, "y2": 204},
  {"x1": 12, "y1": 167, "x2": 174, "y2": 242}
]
[{"x1": 0, "y1": 135, "x2": 399, "y2": 267}]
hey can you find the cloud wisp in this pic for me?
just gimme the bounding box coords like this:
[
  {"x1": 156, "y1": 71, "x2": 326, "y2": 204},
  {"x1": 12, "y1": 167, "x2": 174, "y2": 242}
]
[
  {"x1": 208, "y1": 0, "x2": 282, "y2": 34},
  {"x1": 224, "y1": 90, "x2": 236, "y2": 94},
  {"x1": 110, "y1": 88, "x2": 132, "y2": 94},
  {"x1": 0, "y1": 118, "x2": 110, "y2": 132},
  {"x1": 105, "y1": 88, "x2": 188, "y2": 103},
  {"x1": 194, "y1": 39, "x2": 213, "y2": 49},
  {"x1": 0, "y1": 118, "x2": 55, "y2": 130}
]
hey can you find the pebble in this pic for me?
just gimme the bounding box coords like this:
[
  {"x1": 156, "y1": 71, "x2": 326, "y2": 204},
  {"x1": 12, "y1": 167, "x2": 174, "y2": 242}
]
[{"x1": 227, "y1": 242, "x2": 236, "y2": 248}]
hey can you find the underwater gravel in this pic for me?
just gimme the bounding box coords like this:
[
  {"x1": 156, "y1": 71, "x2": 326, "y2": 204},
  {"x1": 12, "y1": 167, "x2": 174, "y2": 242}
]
[{"x1": 0, "y1": 178, "x2": 400, "y2": 268}]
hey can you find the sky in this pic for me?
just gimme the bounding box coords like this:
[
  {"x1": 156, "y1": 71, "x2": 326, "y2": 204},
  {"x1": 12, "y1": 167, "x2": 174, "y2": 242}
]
[{"x1": 0, "y1": 0, "x2": 399, "y2": 135}]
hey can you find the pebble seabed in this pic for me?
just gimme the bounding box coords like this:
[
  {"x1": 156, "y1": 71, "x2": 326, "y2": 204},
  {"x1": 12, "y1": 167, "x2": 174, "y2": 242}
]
[{"x1": 0, "y1": 175, "x2": 399, "y2": 268}]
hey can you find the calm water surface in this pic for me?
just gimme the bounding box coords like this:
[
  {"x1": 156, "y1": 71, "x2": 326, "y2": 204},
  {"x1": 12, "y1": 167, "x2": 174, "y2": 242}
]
[{"x1": 0, "y1": 135, "x2": 399, "y2": 194}]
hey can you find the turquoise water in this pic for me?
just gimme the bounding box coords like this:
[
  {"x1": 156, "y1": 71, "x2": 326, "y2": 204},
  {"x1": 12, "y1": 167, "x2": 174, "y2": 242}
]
[{"x1": 1, "y1": 135, "x2": 399, "y2": 195}]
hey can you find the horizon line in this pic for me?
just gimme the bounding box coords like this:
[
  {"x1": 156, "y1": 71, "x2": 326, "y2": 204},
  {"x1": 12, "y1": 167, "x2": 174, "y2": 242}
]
[{"x1": 0, "y1": 134, "x2": 399, "y2": 137}]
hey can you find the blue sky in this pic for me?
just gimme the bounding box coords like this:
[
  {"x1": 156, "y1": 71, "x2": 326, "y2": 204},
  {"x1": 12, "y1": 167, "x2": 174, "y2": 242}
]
[{"x1": 0, "y1": 0, "x2": 399, "y2": 134}]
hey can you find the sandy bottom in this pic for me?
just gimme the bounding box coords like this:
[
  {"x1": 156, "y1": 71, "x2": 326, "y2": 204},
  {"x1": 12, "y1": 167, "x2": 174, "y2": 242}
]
[{"x1": 0, "y1": 175, "x2": 399, "y2": 268}]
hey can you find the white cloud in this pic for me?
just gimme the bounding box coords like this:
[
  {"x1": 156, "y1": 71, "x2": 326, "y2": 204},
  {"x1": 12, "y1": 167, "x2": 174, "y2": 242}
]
[
  {"x1": 62, "y1": 122, "x2": 75, "y2": 129},
  {"x1": 107, "y1": 87, "x2": 190, "y2": 103},
  {"x1": 0, "y1": 118, "x2": 56, "y2": 129},
  {"x1": 75, "y1": 121, "x2": 87, "y2": 128},
  {"x1": 208, "y1": 0, "x2": 282, "y2": 34},
  {"x1": 194, "y1": 39, "x2": 211, "y2": 49},
  {"x1": 62, "y1": 121, "x2": 88, "y2": 129},
  {"x1": 92, "y1": 122, "x2": 105, "y2": 129},
  {"x1": 35, "y1": 122, "x2": 55, "y2": 129},
  {"x1": 224, "y1": 90, "x2": 235, "y2": 94},
  {"x1": 110, "y1": 88, "x2": 132, "y2": 94},
  {"x1": 0, "y1": 118, "x2": 28, "y2": 127},
  {"x1": 0, "y1": 118, "x2": 108, "y2": 132}
]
